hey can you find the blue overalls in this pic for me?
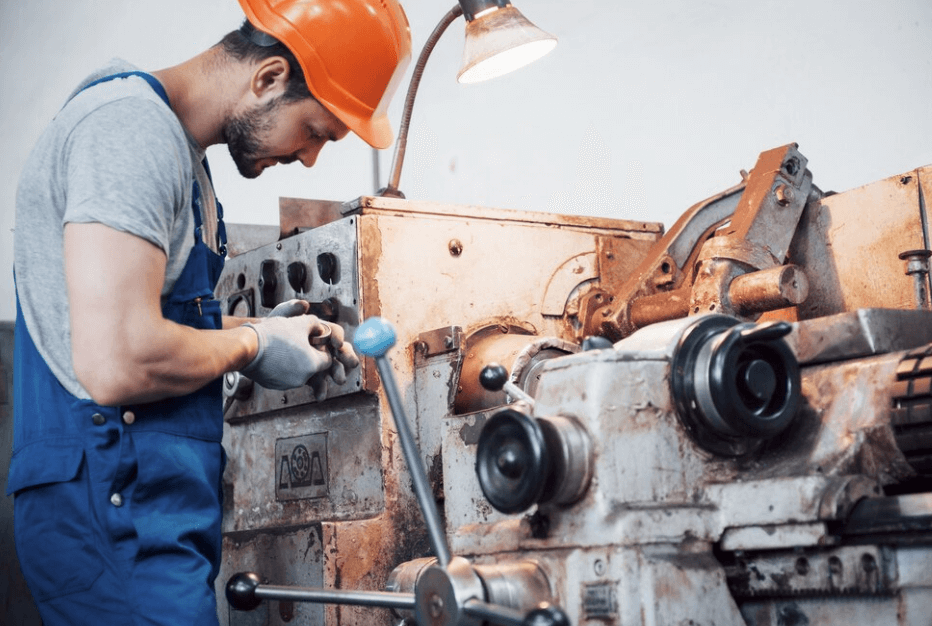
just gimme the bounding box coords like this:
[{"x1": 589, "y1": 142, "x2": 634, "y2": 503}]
[{"x1": 8, "y1": 72, "x2": 229, "y2": 625}]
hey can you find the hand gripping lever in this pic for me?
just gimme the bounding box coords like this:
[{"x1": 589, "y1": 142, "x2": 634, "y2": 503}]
[{"x1": 227, "y1": 317, "x2": 571, "y2": 626}]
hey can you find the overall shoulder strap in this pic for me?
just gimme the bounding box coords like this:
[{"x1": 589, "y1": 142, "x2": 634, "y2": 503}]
[{"x1": 77, "y1": 71, "x2": 170, "y2": 107}]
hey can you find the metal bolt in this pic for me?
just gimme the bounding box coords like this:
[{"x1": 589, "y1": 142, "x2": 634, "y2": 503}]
[
  {"x1": 414, "y1": 341, "x2": 428, "y2": 355},
  {"x1": 428, "y1": 593, "x2": 444, "y2": 618},
  {"x1": 898, "y1": 249, "x2": 931, "y2": 310},
  {"x1": 448, "y1": 239, "x2": 463, "y2": 257},
  {"x1": 774, "y1": 184, "x2": 795, "y2": 206},
  {"x1": 276, "y1": 243, "x2": 283, "y2": 251},
  {"x1": 594, "y1": 559, "x2": 606, "y2": 576},
  {"x1": 281, "y1": 395, "x2": 288, "y2": 404}
]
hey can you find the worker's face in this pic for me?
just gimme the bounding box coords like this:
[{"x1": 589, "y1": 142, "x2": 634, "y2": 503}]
[{"x1": 224, "y1": 95, "x2": 350, "y2": 179}]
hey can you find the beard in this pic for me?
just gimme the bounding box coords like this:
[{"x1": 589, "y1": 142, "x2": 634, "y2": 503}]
[{"x1": 222, "y1": 98, "x2": 282, "y2": 179}]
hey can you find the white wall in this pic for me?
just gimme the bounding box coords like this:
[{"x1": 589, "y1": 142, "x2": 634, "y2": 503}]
[{"x1": 2, "y1": 0, "x2": 931, "y2": 322}]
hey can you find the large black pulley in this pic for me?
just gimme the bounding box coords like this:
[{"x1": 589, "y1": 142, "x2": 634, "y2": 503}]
[
  {"x1": 672, "y1": 315, "x2": 800, "y2": 456},
  {"x1": 476, "y1": 408, "x2": 550, "y2": 514}
]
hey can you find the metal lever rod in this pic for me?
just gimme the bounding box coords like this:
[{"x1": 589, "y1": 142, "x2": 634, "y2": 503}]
[
  {"x1": 356, "y1": 317, "x2": 453, "y2": 568},
  {"x1": 254, "y1": 585, "x2": 415, "y2": 610},
  {"x1": 226, "y1": 572, "x2": 415, "y2": 611}
]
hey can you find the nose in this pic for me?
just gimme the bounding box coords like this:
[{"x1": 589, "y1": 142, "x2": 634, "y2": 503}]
[{"x1": 297, "y1": 141, "x2": 325, "y2": 168}]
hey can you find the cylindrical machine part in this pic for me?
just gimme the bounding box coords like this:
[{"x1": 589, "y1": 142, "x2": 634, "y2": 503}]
[
  {"x1": 476, "y1": 408, "x2": 593, "y2": 514},
  {"x1": 386, "y1": 558, "x2": 554, "y2": 623},
  {"x1": 898, "y1": 249, "x2": 932, "y2": 311},
  {"x1": 729, "y1": 265, "x2": 810, "y2": 315},
  {"x1": 538, "y1": 416, "x2": 593, "y2": 507},
  {"x1": 472, "y1": 561, "x2": 553, "y2": 616},
  {"x1": 629, "y1": 287, "x2": 692, "y2": 330},
  {"x1": 671, "y1": 315, "x2": 801, "y2": 457},
  {"x1": 456, "y1": 328, "x2": 578, "y2": 414}
]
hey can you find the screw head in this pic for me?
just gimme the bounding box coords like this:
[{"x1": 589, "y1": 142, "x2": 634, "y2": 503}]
[{"x1": 774, "y1": 184, "x2": 795, "y2": 206}]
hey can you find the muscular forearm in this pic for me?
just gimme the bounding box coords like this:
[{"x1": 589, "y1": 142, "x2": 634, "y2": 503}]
[
  {"x1": 65, "y1": 222, "x2": 260, "y2": 406},
  {"x1": 74, "y1": 317, "x2": 259, "y2": 405}
]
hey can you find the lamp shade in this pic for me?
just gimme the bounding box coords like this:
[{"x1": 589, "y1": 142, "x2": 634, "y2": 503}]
[{"x1": 457, "y1": 5, "x2": 557, "y2": 84}]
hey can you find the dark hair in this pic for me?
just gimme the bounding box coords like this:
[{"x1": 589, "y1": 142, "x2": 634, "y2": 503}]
[{"x1": 219, "y1": 21, "x2": 315, "y2": 103}]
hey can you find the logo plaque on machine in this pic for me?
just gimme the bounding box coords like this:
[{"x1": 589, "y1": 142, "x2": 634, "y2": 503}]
[{"x1": 275, "y1": 433, "x2": 329, "y2": 501}]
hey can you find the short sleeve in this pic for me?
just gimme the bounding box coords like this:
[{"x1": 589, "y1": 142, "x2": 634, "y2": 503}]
[{"x1": 62, "y1": 96, "x2": 190, "y2": 254}]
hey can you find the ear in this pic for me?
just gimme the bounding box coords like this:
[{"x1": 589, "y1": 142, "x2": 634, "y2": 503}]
[{"x1": 250, "y1": 56, "x2": 290, "y2": 101}]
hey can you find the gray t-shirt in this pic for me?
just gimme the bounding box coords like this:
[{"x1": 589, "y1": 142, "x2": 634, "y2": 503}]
[{"x1": 14, "y1": 59, "x2": 218, "y2": 400}]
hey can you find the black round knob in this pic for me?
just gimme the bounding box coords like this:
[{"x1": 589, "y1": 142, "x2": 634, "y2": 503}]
[
  {"x1": 479, "y1": 363, "x2": 509, "y2": 391},
  {"x1": 226, "y1": 572, "x2": 262, "y2": 611},
  {"x1": 738, "y1": 358, "x2": 777, "y2": 404},
  {"x1": 581, "y1": 336, "x2": 614, "y2": 351},
  {"x1": 476, "y1": 408, "x2": 549, "y2": 514},
  {"x1": 671, "y1": 316, "x2": 800, "y2": 457},
  {"x1": 523, "y1": 603, "x2": 571, "y2": 626}
]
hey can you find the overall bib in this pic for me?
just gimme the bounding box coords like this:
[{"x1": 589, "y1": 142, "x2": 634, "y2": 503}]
[{"x1": 8, "y1": 72, "x2": 229, "y2": 625}]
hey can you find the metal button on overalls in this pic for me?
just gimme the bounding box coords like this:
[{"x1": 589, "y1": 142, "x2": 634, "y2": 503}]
[
  {"x1": 110, "y1": 493, "x2": 124, "y2": 507},
  {"x1": 122, "y1": 410, "x2": 135, "y2": 425},
  {"x1": 92, "y1": 413, "x2": 105, "y2": 426}
]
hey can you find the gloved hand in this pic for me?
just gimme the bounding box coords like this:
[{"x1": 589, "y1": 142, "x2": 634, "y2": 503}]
[
  {"x1": 268, "y1": 299, "x2": 310, "y2": 318},
  {"x1": 308, "y1": 321, "x2": 360, "y2": 400},
  {"x1": 267, "y1": 299, "x2": 360, "y2": 396},
  {"x1": 240, "y1": 315, "x2": 336, "y2": 390}
]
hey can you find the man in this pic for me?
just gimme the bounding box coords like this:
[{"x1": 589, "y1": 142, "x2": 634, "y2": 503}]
[{"x1": 8, "y1": 1, "x2": 411, "y2": 624}]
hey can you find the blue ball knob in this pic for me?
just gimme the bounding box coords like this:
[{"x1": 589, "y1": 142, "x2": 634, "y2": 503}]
[{"x1": 354, "y1": 317, "x2": 397, "y2": 358}]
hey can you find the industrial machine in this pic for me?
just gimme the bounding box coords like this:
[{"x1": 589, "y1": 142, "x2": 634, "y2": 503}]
[{"x1": 215, "y1": 144, "x2": 932, "y2": 625}]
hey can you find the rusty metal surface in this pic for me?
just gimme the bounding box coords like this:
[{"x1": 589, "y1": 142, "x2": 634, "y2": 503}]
[
  {"x1": 789, "y1": 171, "x2": 927, "y2": 318},
  {"x1": 687, "y1": 145, "x2": 815, "y2": 321},
  {"x1": 345, "y1": 195, "x2": 664, "y2": 237},
  {"x1": 218, "y1": 525, "x2": 326, "y2": 626},
  {"x1": 721, "y1": 144, "x2": 813, "y2": 259},
  {"x1": 741, "y1": 350, "x2": 914, "y2": 485},
  {"x1": 785, "y1": 309, "x2": 932, "y2": 365},
  {"x1": 720, "y1": 522, "x2": 829, "y2": 551},
  {"x1": 726, "y1": 545, "x2": 894, "y2": 597},
  {"x1": 278, "y1": 197, "x2": 347, "y2": 239},
  {"x1": 221, "y1": 395, "x2": 384, "y2": 533},
  {"x1": 585, "y1": 178, "x2": 745, "y2": 339},
  {"x1": 218, "y1": 200, "x2": 659, "y2": 625},
  {"x1": 729, "y1": 264, "x2": 809, "y2": 315},
  {"x1": 224, "y1": 223, "x2": 281, "y2": 258}
]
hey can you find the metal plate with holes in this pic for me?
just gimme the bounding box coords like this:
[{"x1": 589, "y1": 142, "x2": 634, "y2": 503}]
[{"x1": 216, "y1": 217, "x2": 362, "y2": 419}]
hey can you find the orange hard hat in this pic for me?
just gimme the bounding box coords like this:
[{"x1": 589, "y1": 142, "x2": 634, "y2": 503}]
[{"x1": 237, "y1": 0, "x2": 412, "y2": 149}]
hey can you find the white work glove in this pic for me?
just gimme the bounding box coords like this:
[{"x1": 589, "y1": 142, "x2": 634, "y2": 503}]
[
  {"x1": 240, "y1": 300, "x2": 360, "y2": 395},
  {"x1": 240, "y1": 315, "x2": 333, "y2": 390},
  {"x1": 268, "y1": 299, "x2": 310, "y2": 318},
  {"x1": 308, "y1": 321, "x2": 360, "y2": 400},
  {"x1": 268, "y1": 300, "x2": 360, "y2": 389}
]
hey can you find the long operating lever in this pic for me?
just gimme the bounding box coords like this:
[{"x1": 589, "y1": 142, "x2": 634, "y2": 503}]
[{"x1": 355, "y1": 316, "x2": 453, "y2": 567}]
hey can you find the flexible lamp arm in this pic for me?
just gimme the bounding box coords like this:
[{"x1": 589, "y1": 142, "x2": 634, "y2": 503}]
[{"x1": 381, "y1": 4, "x2": 464, "y2": 198}]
